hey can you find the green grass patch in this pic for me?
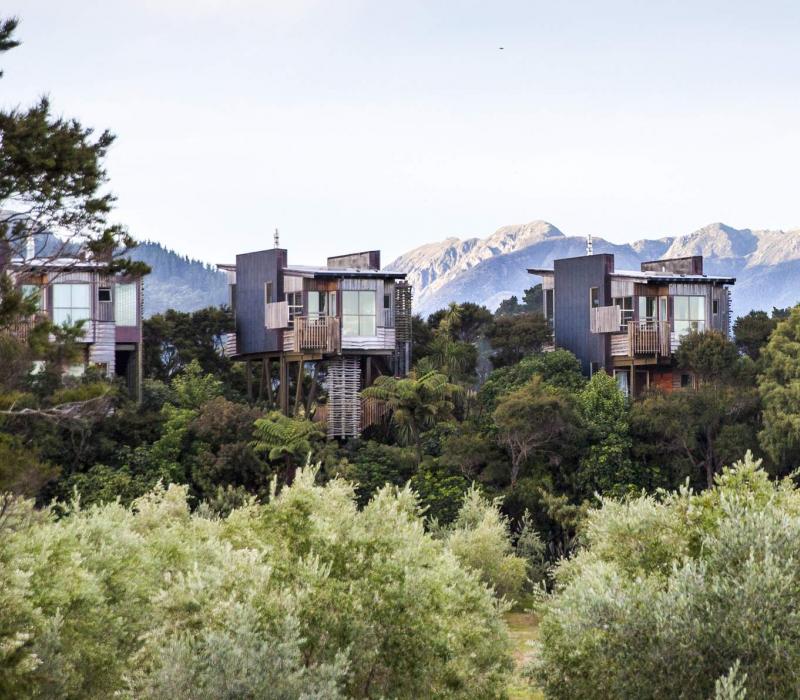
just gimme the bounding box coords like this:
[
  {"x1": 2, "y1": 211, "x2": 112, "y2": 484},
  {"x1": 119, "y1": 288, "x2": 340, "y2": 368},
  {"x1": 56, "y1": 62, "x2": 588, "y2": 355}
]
[{"x1": 504, "y1": 611, "x2": 543, "y2": 700}]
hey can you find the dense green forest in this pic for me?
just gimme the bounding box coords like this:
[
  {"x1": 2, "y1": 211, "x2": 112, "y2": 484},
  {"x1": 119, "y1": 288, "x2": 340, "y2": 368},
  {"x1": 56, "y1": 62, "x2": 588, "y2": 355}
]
[{"x1": 5, "y1": 13, "x2": 800, "y2": 699}]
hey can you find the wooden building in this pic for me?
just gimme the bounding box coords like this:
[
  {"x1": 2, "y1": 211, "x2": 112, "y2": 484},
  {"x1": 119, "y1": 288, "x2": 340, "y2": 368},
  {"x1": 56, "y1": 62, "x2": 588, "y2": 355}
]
[
  {"x1": 8, "y1": 254, "x2": 145, "y2": 399},
  {"x1": 220, "y1": 247, "x2": 412, "y2": 438},
  {"x1": 529, "y1": 254, "x2": 735, "y2": 396}
]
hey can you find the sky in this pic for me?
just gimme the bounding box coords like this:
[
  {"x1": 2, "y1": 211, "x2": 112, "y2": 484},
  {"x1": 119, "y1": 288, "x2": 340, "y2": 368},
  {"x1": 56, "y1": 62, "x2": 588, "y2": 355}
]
[{"x1": 2, "y1": 0, "x2": 800, "y2": 266}]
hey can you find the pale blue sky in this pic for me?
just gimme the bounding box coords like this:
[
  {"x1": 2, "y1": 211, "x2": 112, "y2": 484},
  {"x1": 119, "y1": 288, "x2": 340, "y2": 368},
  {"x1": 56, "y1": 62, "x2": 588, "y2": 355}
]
[{"x1": 3, "y1": 1, "x2": 800, "y2": 265}]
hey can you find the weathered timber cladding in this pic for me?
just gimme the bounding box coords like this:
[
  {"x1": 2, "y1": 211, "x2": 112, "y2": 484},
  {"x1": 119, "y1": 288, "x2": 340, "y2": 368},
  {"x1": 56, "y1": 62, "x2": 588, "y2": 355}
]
[
  {"x1": 235, "y1": 249, "x2": 286, "y2": 355},
  {"x1": 326, "y1": 251, "x2": 380, "y2": 270},
  {"x1": 553, "y1": 254, "x2": 613, "y2": 375}
]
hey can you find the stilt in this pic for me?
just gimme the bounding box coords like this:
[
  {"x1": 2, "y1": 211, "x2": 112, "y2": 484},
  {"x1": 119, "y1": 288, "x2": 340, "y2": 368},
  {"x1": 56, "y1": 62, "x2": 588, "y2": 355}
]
[
  {"x1": 258, "y1": 358, "x2": 265, "y2": 400},
  {"x1": 246, "y1": 359, "x2": 253, "y2": 401},
  {"x1": 294, "y1": 360, "x2": 304, "y2": 416},
  {"x1": 366, "y1": 356, "x2": 373, "y2": 388},
  {"x1": 265, "y1": 357, "x2": 274, "y2": 407},
  {"x1": 279, "y1": 355, "x2": 289, "y2": 414},
  {"x1": 306, "y1": 363, "x2": 318, "y2": 415}
]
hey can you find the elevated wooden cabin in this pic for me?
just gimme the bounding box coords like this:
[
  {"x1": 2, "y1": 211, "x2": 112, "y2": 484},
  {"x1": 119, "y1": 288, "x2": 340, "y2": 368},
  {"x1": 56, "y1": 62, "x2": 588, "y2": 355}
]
[
  {"x1": 529, "y1": 254, "x2": 735, "y2": 396},
  {"x1": 221, "y1": 248, "x2": 412, "y2": 438}
]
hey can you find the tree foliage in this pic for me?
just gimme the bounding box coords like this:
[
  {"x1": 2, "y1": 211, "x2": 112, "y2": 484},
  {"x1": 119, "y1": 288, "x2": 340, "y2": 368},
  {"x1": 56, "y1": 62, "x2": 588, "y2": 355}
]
[
  {"x1": 533, "y1": 452, "x2": 800, "y2": 700},
  {"x1": 0, "y1": 470, "x2": 513, "y2": 699}
]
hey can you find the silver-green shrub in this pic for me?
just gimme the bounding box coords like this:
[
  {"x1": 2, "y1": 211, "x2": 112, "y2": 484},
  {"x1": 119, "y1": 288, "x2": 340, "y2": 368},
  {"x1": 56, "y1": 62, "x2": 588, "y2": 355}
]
[
  {"x1": 0, "y1": 469, "x2": 512, "y2": 699},
  {"x1": 532, "y1": 451, "x2": 800, "y2": 699}
]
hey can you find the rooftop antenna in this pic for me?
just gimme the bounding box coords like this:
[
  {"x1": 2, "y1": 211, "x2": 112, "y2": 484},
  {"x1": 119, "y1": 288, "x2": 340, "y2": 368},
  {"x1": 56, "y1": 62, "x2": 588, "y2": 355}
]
[
  {"x1": 274, "y1": 227, "x2": 280, "y2": 248},
  {"x1": 586, "y1": 232, "x2": 593, "y2": 256}
]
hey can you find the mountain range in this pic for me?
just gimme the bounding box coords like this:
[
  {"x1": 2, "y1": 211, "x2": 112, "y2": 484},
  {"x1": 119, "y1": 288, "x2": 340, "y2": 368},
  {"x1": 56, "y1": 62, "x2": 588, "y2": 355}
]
[
  {"x1": 127, "y1": 221, "x2": 800, "y2": 321},
  {"x1": 387, "y1": 221, "x2": 800, "y2": 319},
  {"x1": 129, "y1": 242, "x2": 228, "y2": 317}
]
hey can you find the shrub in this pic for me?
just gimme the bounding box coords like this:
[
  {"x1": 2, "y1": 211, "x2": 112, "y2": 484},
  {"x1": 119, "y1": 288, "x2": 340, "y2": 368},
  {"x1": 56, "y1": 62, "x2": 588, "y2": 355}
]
[
  {"x1": 532, "y1": 452, "x2": 800, "y2": 699},
  {"x1": 0, "y1": 469, "x2": 512, "y2": 699}
]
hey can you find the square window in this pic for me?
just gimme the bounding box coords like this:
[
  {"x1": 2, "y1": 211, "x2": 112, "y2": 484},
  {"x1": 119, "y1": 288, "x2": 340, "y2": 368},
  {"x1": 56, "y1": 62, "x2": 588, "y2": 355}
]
[{"x1": 98, "y1": 287, "x2": 112, "y2": 302}]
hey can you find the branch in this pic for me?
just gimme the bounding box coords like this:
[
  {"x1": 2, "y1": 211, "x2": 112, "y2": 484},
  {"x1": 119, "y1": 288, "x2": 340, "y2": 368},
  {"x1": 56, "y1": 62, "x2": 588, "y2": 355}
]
[{"x1": 0, "y1": 392, "x2": 114, "y2": 423}]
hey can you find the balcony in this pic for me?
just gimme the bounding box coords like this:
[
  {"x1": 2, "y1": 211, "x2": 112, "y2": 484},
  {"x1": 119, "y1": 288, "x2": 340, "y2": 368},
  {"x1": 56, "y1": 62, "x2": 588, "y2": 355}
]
[
  {"x1": 627, "y1": 320, "x2": 670, "y2": 357},
  {"x1": 283, "y1": 316, "x2": 340, "y2": 354}
]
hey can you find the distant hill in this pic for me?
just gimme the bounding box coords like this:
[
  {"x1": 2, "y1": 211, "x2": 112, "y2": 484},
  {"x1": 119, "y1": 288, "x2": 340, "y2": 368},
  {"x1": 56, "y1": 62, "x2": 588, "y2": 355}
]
[
  {"x1": 129, "y1": 242, "x2": 228, "y2": 317},
  {"x1": 388, "y1": 221, "x2": 800, "y2": 319}
]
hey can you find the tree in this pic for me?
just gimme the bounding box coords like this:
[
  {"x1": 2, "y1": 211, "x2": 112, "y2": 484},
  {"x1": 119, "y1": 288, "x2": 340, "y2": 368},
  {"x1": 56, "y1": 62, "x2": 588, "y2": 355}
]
[
  {"x1": 362, "y1": 370, "x2": 460, "y2": 463},
  {"x1": 439, "y1": 486, "x2": 528, "y2": 601},
  {"x1": 734, "y1": 310, "x2": 778, "y2": 360},
  {"x1": 143, "y1": 307, "x2": 236, "y2": 382},
  {"x1": 0, "y1": 17, "x2": 145, "y2": 281},
  {"x1": 576, "y1": 371, "x2": 636, "y2": 497},
  {"x1": 494, "y1": 284, "x2": 543, "y2": 317},
  {"x1": 632, "y1": 382, "x2": 760, "y2": 488},
  {"x1": 479, "y1": 349, "x2": 585, "y2": 412},
  {"x1": 493, "y1": 376, "x2": 574, "y2": 486},
  {"x1": 532, "y1": 452, "x2": 800, "y2": 699},
  {"x1": 675, "y1": 330, "x2": 741, "y2": 385},
  {"x1": 487, "y1": 313, "x2": 552, "y2": 367},
  {"x1": 758, "y1": 305, "x2": 800, "y2": 470},
  {"x1": 0, "y1": 471, "x2": 513, "y2": 698},
  {"x1": 251, "y1": 412, "x2": 325, "y2": 482}
]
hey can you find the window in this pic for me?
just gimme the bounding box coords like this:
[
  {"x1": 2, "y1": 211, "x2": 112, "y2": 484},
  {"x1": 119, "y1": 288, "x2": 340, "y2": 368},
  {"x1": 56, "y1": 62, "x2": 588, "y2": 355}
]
[
  {"x1": 614, "y1": 370, "x2": 630, "y2": 397},
  {"x1": 53, "y1": 283, "x2": 91, "y2": 325},
  {"x1": 590, "y1": 287, "x2": 600, "y2": 308},
  {"x1": 612, "y1": 296, "x2": 633, "y2": 329},
  {"x1": 308, "y1": 291, "x2": 336, "y2": 320},
  {"x1": 115, "y1": 283, "x2": 137, "y2": 326},
  {"x1": 21, "y1": 284, "x2": 43, "y2": 310},
  {"x1": 263, "y1": 282, "x2": 273, "y2": 321},
  {"x1": 342, "y1": 290, "x2": 376, "y2": 336},
  {"x1": 286, "y1": 291, "x2": 303, "y2": 328},
  {"x1": 98, "y1": 287, "x2": 112, "y2": 303},
  {"x1": 713, "y1": 299, "x2": 719, "y2": 316},
  {"x1": 681, "y1": 373, "x2": 692, "y2": 388},
  {"x1": 674, "y1": 295, "x2": 706, "y2": 335},
  {"x1": 544, "y1": 289, "x2": 554, "y2": 323},
  {"x1": 638, "y1": 296, "x2": 657, "y2": 324}
]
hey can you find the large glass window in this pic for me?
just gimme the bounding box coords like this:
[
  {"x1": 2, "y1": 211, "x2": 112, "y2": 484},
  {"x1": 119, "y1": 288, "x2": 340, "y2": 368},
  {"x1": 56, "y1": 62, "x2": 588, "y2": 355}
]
[
  {"x1": 308, "y1": 291, "x2": 336, "y2": 320},
  {"x1": 612, "y1": 296, "x2": 633, "y2": 329},
  {"x1": 53, "y1": 283, "x2": 91, "y2": 325},
  {"x1": 342, "y1": 290, "x2": 376, "y2": 336},
  {"x1": 589, "y1": 287, "x2": 600, "y2": 308},
  {"x1": 674, "y1": 295, "x2": 706, "y2": 335}
]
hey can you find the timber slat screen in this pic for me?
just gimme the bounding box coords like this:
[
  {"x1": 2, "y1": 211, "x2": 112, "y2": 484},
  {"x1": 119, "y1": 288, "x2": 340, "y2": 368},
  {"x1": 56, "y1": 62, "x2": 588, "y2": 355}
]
[
  {"x1": 327, "y1": 357, "x2": 362, "y2": 438},
  {"x1": 628, "y1": 320, "x2": 670, "y2": 356}
]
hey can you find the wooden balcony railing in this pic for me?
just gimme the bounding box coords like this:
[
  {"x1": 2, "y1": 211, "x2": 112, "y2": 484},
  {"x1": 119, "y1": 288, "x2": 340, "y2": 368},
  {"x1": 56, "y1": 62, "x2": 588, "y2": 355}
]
[
  {"x1": 288, "y1": 316, "x2": 341, "y2": 354},
  {"x1": 628, "y1": 320, "x2": 670, "y2": 357}
]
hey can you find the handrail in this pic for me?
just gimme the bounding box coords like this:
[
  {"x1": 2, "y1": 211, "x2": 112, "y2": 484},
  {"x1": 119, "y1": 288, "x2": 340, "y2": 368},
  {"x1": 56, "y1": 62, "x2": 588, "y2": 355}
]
[
  {"x1": 627, "y1": 320, "x2": 670, "y2": 357},
  {"x1": 293, "y1": 315, "x2": 340, "y2": 354}
]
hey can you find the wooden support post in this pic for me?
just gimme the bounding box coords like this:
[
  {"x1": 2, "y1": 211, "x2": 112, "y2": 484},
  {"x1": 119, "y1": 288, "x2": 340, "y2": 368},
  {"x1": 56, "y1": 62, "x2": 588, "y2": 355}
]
[
  {"x1": 294, "y1": 360, "x2": 304, "y2": 416},
  {"x1": 246, "y1": 359, "x2": 253, "y2": 401},
  {"x1": 306, "y1": 363, "x2": 318, "y2": 415},
  {"x1": 365, "y1": 356, "x2": 373, "y2": 388},
  {"x1": 257, "y1": 358, "x2": 264, "y2": 400},
  {"x1": 279, "y1": 354, "x2": 289, "y2": 414},
  {"x1": 265, "y1": 357, "x2": 274, "y2": 407}
]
